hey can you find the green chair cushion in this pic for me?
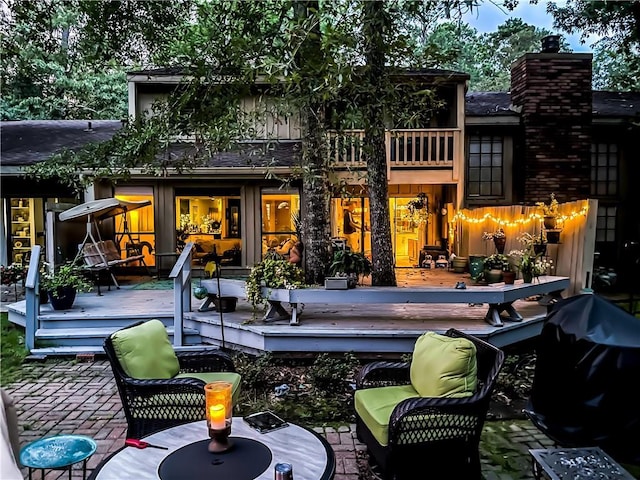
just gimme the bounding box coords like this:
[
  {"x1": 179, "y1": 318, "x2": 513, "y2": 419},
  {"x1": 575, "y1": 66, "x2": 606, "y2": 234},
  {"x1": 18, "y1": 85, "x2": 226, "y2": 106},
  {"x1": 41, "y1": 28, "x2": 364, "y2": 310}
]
[
  {"x1": 174, "y1": 372, "x2": 242, "y2": 405},
  {"x1": 410, "y1": 332, "x2": 477, "y2": 398},
  {"x1": 111, "y1": 320, "x2": 180, "y2": 379},
  {"x1": 354, "y1": 385, "x2": 418, "y2": 446}
]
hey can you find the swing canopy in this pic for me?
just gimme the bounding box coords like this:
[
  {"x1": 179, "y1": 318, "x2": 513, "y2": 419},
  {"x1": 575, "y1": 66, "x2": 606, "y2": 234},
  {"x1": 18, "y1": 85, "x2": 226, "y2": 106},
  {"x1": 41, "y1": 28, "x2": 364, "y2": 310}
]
[{"x1": 59, "y1": 198, "x2": 151, "y2": 222}]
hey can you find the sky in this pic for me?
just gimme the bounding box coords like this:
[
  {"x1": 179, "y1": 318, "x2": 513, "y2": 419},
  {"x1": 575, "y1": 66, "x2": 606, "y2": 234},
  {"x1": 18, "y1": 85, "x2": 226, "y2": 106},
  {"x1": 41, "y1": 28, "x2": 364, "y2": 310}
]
[{"x1": 463, "y1": 1, "x2": 597, "y2": 53}]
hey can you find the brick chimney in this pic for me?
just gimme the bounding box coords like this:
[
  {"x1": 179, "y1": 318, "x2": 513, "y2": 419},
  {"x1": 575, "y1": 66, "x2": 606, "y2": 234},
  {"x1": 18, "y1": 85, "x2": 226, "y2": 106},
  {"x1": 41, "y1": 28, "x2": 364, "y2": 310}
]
[{"x1": 510, "y1": 40, "x2": 593, "y2": 203}]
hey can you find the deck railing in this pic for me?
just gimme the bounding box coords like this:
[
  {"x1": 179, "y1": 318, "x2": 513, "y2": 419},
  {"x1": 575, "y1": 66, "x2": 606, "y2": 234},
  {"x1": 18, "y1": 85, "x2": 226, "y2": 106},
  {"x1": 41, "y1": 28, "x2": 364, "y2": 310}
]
[
  {"x1": 170, "y1": 242, "x2": 194, "y2": 347},
  {"x1": 24, "y1": 245, "x2": 42, "y2": 352},
  {"x1": 327, "y1": 129, "x2": 460, "y2": 169}
]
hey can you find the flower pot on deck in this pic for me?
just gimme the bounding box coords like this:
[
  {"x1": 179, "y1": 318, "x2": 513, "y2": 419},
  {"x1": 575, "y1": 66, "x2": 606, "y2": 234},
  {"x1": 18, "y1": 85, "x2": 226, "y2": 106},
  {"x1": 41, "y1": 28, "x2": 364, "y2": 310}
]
[
  {"x1": 452, "y1": 257, "x2": 467, "y2": 273},
  {"x1": 48, "y1": 287, "x2": 77, "y2": 310},
  {"x1": 546, "y1": 229, "x2": 561, "y2": 244},
  {"x1": 502, "y1": 271, "x2": 516, "y2": 285},
  {"x1": 214, "y1": 296, "x2": 237, "y2": 313},
  {"x1": 468, "y1": 255, "x2": 486, "y2": 282}
]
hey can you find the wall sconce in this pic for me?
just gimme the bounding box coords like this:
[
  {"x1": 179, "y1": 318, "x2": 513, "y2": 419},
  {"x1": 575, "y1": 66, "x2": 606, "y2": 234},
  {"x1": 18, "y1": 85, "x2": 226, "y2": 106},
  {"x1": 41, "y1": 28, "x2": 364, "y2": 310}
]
[{"x1": 205, "y1": 382, "x2": 233, "y2": 453}]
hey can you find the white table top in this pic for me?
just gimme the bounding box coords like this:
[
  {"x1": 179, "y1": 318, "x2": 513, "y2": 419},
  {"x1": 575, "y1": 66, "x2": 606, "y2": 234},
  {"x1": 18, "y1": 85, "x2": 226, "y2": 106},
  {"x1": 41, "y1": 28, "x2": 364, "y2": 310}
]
[{"x1": 89, "y1": 418, "x2": 334, "y2": 480}]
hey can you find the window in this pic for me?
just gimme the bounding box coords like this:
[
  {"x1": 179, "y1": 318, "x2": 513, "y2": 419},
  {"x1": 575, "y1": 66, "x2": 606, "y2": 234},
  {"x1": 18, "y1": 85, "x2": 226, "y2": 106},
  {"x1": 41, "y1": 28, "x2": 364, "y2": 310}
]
[
  {"x1": 596, "y1": 205, "x2": 616, "y2": 243},
  {"x1": 261, "y1": 189, "x2": 300, "y2": 258},
  {"x1": 467, "y1": 135, "x2": 503, "y2": 197},
  {"x1": 175, "y1": 192, "x2": 242, "y2": 266},
  {"x1": 114, "y1": 187, "x2": 155, "y2": 267},
  {"x1": 590, "y1": 143, "x2": 618, "y2": 196}
]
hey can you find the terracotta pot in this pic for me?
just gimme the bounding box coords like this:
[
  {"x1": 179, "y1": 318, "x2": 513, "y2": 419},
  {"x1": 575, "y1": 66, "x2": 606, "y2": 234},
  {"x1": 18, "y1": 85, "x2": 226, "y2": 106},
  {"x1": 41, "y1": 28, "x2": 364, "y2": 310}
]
[{"x1": 502, "y1": 271, "x2": 516, "y2": 285}]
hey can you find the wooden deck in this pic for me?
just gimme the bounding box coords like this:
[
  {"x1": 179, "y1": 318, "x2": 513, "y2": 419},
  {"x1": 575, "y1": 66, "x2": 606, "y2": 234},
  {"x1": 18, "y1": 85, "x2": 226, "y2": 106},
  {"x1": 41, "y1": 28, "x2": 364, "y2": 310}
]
[{"x1": 6, "y1": 268, "x2": 559, "y2": 356}]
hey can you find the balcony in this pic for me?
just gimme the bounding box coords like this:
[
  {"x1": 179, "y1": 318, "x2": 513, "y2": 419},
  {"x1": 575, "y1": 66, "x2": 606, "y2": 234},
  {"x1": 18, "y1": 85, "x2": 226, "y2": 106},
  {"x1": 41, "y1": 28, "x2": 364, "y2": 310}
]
[{"x1": 327, "y1": 129, "x2": 460, "y2": 170}]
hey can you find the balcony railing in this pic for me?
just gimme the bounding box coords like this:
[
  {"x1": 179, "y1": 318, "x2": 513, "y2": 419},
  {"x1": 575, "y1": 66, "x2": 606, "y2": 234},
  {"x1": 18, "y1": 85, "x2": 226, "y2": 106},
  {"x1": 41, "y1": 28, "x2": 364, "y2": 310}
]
[{"x1": 327, "y1": 129, "x2": 460, "y2": 169}]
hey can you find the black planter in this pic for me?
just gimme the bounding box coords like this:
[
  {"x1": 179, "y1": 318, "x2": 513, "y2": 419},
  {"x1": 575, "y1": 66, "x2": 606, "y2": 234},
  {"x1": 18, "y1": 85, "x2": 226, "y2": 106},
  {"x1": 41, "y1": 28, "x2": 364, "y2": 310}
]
[
  {"x1": 546, "y1": 230, "x2": 562, "y2": 244},
  {"x1": 534, "y1": 244, "x2": 547, "y2": 256},
  {"x1": 39, "y1": 288, "x2": 49, "y2": 304},
  {"x1": 48, "y1": 287, "x2": 77, "y2": 310},
  {"x1": 214, "y1": 296, "x2": 237, "y2": 313}
]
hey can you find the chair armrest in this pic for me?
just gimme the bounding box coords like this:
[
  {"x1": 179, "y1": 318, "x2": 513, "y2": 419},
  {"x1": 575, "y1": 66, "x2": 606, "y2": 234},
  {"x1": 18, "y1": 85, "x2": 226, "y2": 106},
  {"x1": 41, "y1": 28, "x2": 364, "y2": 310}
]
[
  {"x1": 123, "y1": 376, "x2": 207, "y2": 391},
  {"x1": 176, "y1": 349, "x2": 236, "y2": 373},
  {"x1": 355, "y1": 361, "x2": 411, "y2": 389},
  {"x1": 387, "y1": 393, "x2": 492, "y2": 447}
]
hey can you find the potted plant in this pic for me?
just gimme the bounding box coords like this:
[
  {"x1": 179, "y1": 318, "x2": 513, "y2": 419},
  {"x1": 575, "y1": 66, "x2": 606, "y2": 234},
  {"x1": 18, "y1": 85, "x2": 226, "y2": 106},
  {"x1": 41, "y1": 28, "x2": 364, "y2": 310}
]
[
  {"x1": 246, "y1": 258, "x2": 305, "y2": 309},
  {"x1": 326, "y1": 249, "x2": 372, "y2": 289},
  {"x1": 483, "y1": 254, "x2": 510, "y2": 283},
  {"x1": 41, "y1": 262, "x2": 93, "y2": 310},
  {"x1": 536, "y1": 193, "x2": 560, "y2": 229},
  {"x1": 482, "y1": 228, "x2": 507, "y2": 254},
  {"x1": 510, "y1": 233, "x2": 555, "y2": 283}
]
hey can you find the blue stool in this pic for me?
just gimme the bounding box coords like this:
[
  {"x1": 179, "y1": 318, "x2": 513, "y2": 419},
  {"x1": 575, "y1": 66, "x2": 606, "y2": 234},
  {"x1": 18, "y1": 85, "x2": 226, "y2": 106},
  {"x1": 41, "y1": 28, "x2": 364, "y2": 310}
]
[{"x1": 20, "y1": 434, "x2": 97, "y2": 480}]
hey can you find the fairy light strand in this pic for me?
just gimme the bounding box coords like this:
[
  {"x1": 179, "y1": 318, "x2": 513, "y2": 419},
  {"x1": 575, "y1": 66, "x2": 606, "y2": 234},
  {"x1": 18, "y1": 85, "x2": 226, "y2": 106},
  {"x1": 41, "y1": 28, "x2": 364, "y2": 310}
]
[{"x1": 449, "y1": 205, "x2": 589, "y2": 228}]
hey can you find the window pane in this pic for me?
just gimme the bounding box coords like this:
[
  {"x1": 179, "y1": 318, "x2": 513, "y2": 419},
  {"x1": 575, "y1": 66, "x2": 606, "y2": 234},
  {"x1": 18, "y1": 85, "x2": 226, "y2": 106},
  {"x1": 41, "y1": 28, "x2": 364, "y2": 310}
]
[
  {"x1": 261, "y1": 191, "x2": 300, "y2": 257},
  {"x1": 469, "y1": 156, "x2": 480, "y2": 167},
  {"x1": 480, "y1": 169, "x2": 492, "y2": 181},
  {"x1": 468, "y1": 168, "x2": 479, "y2": 181},
  {"x1": 480, "y1": 183, "x2": 491, "y2": 195},
  {"x1": 469, "y1": 142, "x2": 480, "y2": 154}
]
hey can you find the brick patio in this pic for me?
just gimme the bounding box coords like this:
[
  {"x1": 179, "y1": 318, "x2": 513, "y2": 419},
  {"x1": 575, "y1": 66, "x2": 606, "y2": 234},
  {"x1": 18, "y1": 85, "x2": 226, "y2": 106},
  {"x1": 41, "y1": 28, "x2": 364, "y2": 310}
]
[{"x1": 3, "y1": 357, "x2": 559, "y2": 480}]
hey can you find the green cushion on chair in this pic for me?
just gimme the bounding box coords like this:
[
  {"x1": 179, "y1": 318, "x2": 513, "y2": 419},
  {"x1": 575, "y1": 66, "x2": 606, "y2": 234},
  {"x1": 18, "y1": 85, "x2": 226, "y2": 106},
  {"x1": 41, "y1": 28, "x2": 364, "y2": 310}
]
[
  {"x1": 410, "y1": 332, "x2": 477, "y2": 398},
  {"x1": 355, "y1": 385, "x2": 418, "y2": 446},
  {"x1": 111, "y1": 320, "x2": 180, "y2": 379},
  {"x1": 175, "y1": 372, "x2": 242, "y2": 405}
]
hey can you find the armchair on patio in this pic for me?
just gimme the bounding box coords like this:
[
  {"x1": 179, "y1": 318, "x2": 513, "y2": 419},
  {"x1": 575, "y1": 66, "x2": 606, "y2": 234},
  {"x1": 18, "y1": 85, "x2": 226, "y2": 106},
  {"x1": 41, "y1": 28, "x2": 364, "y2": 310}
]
[
  {"x1": 103, "y1": 319, "x2": 241, "y2": 439},
  {"x1": 354, "y1": 328, "x2": 505, "y2": 480}
]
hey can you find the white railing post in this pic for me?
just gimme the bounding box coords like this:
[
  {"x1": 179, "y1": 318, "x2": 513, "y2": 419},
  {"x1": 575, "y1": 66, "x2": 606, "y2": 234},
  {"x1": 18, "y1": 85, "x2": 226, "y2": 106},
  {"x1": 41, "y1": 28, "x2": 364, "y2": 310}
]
[
  {"x1": 24, "y1": 245, "x2": 41, "y2": 352},
  {"x1": 171, "y1": 242, "x2": 194, "y2": 347}
]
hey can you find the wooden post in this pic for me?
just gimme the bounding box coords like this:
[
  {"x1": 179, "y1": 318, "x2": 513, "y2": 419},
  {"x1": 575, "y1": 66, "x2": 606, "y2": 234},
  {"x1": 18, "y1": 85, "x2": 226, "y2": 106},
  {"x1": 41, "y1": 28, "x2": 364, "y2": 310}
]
[{"x1": 24, "y1": 245, "x2": 41, "y2": 352}]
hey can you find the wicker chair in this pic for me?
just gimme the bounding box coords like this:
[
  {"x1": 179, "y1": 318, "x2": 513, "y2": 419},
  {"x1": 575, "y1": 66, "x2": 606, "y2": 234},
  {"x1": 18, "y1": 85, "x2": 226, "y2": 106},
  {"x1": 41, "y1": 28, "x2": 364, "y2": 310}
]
[
  {"x1": 104, "y1": 320, "x2": 241, "y2": 439},
  {"x1": 354, "y1": 328, "x2": 505, "y2": 480}
]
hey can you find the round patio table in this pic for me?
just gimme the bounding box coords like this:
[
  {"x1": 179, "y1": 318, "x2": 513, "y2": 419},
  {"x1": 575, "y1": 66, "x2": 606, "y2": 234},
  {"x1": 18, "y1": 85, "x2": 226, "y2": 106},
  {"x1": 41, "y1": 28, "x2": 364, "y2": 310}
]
[{"x1": 20, "y1": 434, "x2": 97, "y2": 480}]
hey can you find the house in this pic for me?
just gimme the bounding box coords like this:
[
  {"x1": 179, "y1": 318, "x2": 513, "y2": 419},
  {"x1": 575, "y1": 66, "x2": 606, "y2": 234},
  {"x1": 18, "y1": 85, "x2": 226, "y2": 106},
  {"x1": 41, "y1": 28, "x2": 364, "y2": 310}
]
[{"x1": 2, "y1": 41, "x2": 639, "y2": 286}]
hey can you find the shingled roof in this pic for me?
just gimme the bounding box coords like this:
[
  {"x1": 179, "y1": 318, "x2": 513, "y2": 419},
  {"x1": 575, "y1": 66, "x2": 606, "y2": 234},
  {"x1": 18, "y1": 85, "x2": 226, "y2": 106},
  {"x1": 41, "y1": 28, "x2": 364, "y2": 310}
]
[
  {"x1": 0, "y1": 119, "x2": 301, "y2": 168},
  {"x1": 465, "y1": 90, "x2": 640, "y2": 118},
  {"x1": 1, "y1": 120, "x2": 123, "y2": 167}
]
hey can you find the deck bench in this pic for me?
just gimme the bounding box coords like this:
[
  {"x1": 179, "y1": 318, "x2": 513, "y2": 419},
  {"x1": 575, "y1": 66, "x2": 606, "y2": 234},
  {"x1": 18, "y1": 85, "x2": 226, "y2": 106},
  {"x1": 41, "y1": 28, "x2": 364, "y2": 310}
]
[{"x1": 201, "y1": 276, "x2": 570, "y2": 327}]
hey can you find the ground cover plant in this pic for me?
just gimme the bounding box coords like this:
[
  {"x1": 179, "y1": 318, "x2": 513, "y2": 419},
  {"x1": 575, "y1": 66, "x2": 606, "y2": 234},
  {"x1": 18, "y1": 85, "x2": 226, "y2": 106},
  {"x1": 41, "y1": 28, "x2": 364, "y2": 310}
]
[{"x1": 0, "y1": 313, "x2": 28, "y2": 385}]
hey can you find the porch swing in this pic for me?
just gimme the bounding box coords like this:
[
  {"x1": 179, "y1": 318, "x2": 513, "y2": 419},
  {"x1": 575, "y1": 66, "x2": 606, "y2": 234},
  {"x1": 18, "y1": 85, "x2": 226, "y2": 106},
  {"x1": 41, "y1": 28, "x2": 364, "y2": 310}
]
[{"x1": 59, "y1": 198, "x2": 152, "y2": 293}]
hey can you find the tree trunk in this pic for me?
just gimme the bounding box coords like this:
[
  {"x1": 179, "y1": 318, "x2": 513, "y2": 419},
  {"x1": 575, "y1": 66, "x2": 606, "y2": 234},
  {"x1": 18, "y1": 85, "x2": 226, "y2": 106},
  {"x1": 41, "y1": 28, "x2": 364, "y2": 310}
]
[
  {"x1": 362, "y1": 0, "x2": 396, "y2": 286},
  {"x1": 295, "y1": 1, "x2": 331, "y2": 285}
]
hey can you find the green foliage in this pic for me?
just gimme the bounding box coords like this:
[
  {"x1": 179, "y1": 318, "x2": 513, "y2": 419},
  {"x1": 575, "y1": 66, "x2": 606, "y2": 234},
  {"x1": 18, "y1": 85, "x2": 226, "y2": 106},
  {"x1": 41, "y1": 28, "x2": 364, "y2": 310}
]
[
  {"x1": 245, "y1": 258, "x2": 305, "y2": 309},
  {"x1": 0, "y1": 313, "x2": 28, "y2": 386},
  {"x1": 327, "y1": 249, "x2": 372, "y2": 279},
  {"x1": 232, "y1": 351, "x2": 359, "y2": 426},
  {"x1": 40, "y1": 262, "x2": 93, "y2": 297},
  {"x1": 308, "y1": 352, "x2": 358, "y2": 395},
  {"x1": 484, "y1": 254, "x2": 511, "y2": 272}
]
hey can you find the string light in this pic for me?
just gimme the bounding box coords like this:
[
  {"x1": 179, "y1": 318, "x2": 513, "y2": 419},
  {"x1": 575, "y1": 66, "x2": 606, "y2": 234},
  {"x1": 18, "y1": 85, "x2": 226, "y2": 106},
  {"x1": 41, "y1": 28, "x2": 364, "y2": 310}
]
[{"x1": 449, "y1": 204, "x2": 589, "y2": 228}]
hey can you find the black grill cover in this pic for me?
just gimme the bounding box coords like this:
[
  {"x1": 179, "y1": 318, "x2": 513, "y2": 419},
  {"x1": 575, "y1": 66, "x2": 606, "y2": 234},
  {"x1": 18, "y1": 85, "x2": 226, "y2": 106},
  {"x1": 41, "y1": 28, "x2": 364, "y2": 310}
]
[{"x1": 524, "y1": 293, "x2": 640, "y2": 465}]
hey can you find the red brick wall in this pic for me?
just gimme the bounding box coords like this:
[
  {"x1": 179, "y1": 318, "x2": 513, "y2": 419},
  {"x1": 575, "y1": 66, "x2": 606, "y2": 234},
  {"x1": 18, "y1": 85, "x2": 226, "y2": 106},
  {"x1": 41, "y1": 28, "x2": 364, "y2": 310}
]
[{"x1": 510, "y1": 53, "x2": 593, "y2": 204}]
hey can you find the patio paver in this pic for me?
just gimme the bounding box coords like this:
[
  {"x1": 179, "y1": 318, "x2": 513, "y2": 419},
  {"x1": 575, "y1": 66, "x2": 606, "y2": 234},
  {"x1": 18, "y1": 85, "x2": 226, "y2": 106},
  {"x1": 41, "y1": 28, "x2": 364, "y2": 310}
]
[{"x1": 4, "y1": 357, "x2": 557, "y2": 480}]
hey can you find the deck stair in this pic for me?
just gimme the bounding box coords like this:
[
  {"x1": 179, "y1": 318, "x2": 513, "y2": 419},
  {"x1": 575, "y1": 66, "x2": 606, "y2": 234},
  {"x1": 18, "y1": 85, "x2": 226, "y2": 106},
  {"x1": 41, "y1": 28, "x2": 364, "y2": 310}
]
[{"x1": 7, "y1": 297, "x2": 202, "y2": 356}]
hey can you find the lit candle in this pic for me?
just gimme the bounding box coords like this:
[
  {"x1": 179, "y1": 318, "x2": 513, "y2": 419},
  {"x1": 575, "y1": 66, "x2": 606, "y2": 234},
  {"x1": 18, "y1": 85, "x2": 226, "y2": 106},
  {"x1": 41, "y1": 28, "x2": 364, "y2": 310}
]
[{"x1": 209, "y1": 404, "x2": 226, "y2": 430}]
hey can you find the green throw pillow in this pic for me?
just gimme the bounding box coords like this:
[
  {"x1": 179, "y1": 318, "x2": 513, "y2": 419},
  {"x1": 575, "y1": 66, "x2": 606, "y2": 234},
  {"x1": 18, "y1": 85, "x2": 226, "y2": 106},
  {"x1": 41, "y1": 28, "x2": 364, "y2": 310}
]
[
  {"x1": 111, "y1": 319, "x2": 180, "y2": 379},
  {"x1": 409, "y1": 331, "x2": 477, "y2": 398}
]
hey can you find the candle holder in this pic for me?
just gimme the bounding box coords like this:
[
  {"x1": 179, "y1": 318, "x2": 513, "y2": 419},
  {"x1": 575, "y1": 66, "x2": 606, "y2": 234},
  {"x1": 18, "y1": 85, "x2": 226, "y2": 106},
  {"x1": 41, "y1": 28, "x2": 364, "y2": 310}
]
[{"x1": 205, "y1": 381, "x2": 234, "y2": 453}]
